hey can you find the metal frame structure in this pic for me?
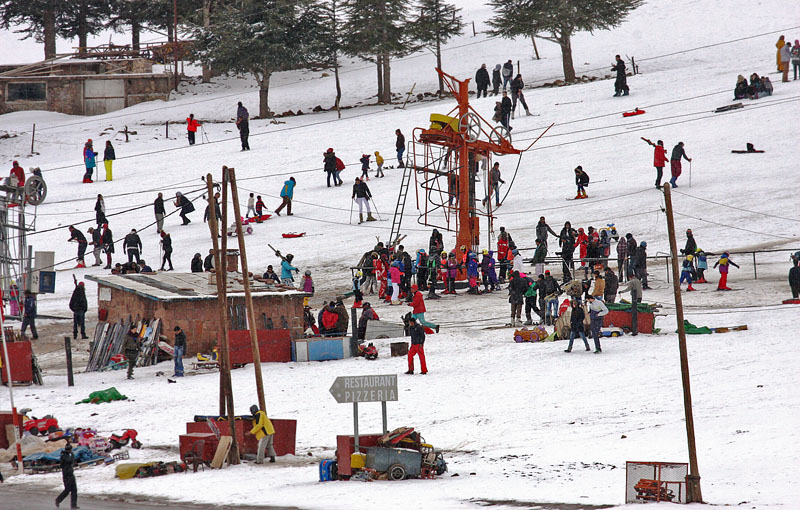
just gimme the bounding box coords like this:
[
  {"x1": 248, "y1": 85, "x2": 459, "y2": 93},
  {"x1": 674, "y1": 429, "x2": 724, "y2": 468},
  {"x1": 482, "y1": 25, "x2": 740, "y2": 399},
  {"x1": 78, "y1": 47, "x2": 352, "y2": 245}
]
[
  {"x1": 409, "y1": 69, "x2": 521, "y2": 257},
  {"x1": 1, "y1": 178, "x2": 44, "y2": 312}
]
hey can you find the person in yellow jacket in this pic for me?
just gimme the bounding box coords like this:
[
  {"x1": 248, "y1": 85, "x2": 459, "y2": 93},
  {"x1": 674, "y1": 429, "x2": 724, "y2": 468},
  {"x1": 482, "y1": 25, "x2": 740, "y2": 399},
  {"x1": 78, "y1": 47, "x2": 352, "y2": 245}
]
[
  {"x1": 374, "y1": 151, "x2": 384, "y2": 178},
  {"x1": 249, "y1": 404, "x2": 276, "y2": 463},
  {"x1": 776, "y1": 35, "x2": 786, "y2": 72}
]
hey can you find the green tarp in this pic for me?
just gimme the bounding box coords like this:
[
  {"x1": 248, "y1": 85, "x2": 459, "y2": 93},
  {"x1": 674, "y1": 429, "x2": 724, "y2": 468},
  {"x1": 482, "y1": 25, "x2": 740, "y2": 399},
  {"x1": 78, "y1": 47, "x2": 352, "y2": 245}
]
[
  {"x1": 606, "y1": 301, "x2": 655, "y2": 313},
  {"x1": 76, "y1": 387, "x2": 128, "y2": 405},
  {"x1": 678, "y1": 320, "x2": 713, "y2": 335}
]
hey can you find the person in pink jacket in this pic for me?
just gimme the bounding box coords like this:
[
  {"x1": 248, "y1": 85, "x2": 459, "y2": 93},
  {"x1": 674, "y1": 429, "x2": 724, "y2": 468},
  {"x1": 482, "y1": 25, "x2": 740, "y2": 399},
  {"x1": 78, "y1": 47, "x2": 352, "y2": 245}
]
[{"x1": 389, "y1": 261, "x2": 402, "y2": 304}]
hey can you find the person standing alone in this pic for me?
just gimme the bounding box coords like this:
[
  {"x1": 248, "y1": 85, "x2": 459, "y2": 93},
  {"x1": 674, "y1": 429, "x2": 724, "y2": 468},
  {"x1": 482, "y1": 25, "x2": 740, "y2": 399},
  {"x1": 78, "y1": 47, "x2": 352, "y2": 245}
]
[
  {"x1": 69, "y1": 282, "x2": 89, "y2": 340},
  {"x1": 395, "y1": 129, "x2": 406, "y2": 168},
  {"x1": 475, "y1": 64, "x2": 490, "y2": 98},
  {"x1": 274, "y1": 177, "x2": 296, "y2": 216},
  {"x1": 124, "y1": 325, "x2": 140, "y2": 380},
  {"x1": 250, "y1": 404, "x2": 276, "y2": 463},
  {"x1": 352, "y1": 177, "x2": 376, "y2": 224},
  {"x1": 405, "y1": 316, "x2": 428, "y2": 374},
  {"x1": 173, "y1": 326, "x2": 186, "y2": 377},
  {"x1": 611, "y1": 55, "x2": 629, "y2": 96},
  {"x1": 186, "y1": 113, "x2": 201, "y2": 145},
  {"x1": 21, "y1": 289, "x2": 38, "y2": 339},
  {"x1": 103, "y1": 141, "x2": 115, "y2": 181},
  {"x1": 55, "y1": 442, "x2": 78, "y2": 509},
  {"x1": 236, "y1": 102, "x2": 250, "y2": 151}
]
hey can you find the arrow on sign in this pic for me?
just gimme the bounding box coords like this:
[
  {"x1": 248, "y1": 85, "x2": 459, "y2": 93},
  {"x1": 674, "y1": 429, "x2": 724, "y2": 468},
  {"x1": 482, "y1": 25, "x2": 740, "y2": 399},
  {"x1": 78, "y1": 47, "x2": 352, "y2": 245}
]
[{"x1": 329, "y1": 374, "x2": 399, "y2": 404}]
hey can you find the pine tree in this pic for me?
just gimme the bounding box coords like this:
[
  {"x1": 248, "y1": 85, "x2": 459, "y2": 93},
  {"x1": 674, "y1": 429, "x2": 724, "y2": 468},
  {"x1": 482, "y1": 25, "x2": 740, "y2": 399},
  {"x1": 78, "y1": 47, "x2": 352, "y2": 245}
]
[
  {"x1": 107, "y1": 0, "x2": 152, "y2": 51},
  {"x1": 410, "y1": 0, "x2": 463, "y2": 97},
  {"x1": 0, "y1": 0, "x2": 66, "y2": 59},
  {"x1": 58, "y1": 0, "x2": 111, "y2": 53},
  {"x1": 342, "y1": 0, "x2": 415, "y2": 104},
  {"x1": 192, "y1": 0, "x2": 326, "y2": 118},
  {"x1": 487, "y1": 0, "x2": 644, "y2": 82}
]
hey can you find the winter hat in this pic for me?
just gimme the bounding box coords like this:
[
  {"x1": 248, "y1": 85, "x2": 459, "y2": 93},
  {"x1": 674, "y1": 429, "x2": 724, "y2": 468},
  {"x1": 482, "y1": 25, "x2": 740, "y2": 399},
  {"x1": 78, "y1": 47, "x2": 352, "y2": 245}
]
[
  {"x1": 686, "y1": 229, "x2": 693, "y2": 235},
  {"x1": 304, "y1": 270, "x2": 311, "y2": 276},
  {"x1": 482, "y1": 249, "x2": 489, "y2": 255},
  {"x1": 78, "y1": 282, "x2": 84, "y2": 287},
  {"x1": 327, "y1": 148, "x2": 334, "y2": 153},
  {"x1": 545, "y1": 270, "x2": 551, "y2": 274},
  {"x1": 512, "y1": 249, "x2": 519, "y2": 255},
  {"x1": 494, "y1": 64, "x2": 501, "y2": 71},
  {"x1": 174, "y1": 326, "x2": 181, "y2": 331},
  {"x1": 686, "y1": 254, "x2": 694, "y2": 262},
  {"x1": 411, "y1": 284, "x2": 418, "y2": 291},
  {"x1": 640, "y1": 241, "x2": 647, "y2": 247}
]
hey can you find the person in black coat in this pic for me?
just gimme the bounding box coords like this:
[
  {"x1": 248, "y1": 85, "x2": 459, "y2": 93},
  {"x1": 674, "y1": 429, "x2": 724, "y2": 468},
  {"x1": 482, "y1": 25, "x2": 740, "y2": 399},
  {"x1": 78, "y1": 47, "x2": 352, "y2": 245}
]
[
  {"x1": 789, "y1": 258, "x2": 800, "y2": 299},
  {"x1": 500, "y1": 91, "x2": 512, "y2": 131},
  {"x1": 191, "y1": 253, "x2": 203, "y2": 272},
  {"x1": 508, "y1": 270, "x2": 527, "y2": 326},
  {"x1": 405, "y1": 316, "x2": 428, "y2": 375},
  {"x1": 236, "y1": 101, "x2": 250, "y2": 151},
  {"x1": 323, "y1": 148, "x2": 338, "y2": 187},
  {"x1": 154, "y1": 192, "x2": 166, "y2": 233},
  {"x1": 204, "y1": 250, "x2": 215, "y2": 271},
  {"x1": 160, "y1": 231, "x2": 174, "y2": 271},
  {"x1": 574, "y1": 166, "x2": 590, "y2": 198},
  {"x1": 95, "y1": 194, "x2": 106, "y2": 225},
  {"x1": 564, "y1": 299, "x2": 589, "y2": 352},
  {"x1": 509, "y1": 74, "x2": 530, "y2": 117},
  {"x1": 55, "y1": 442, "x2": 78, "y2": 508},
  {"x1": 475, "y1": 64, "x2": 490, "y2": 98},
  {"x1": 69, "y1": 282, "x2": 89, "y2": 339},
  {"x1": 101, "y1": 224, "x2": 114, "y2": 269},
  {"x1": 395, "y1": 129, "x2": 406, "y2": 168},
  {"x1": 612, "y1": 54, "x2": 629, "y2": 96},
  {"x1": 68, "y1": 225, "x2": 88, "y2": 267},
  {"x1": 123, "y1": 228, "x2": 142, "y2": 264},
  {"x1": 175, "y1": 192, "x2": 195, "y2": 225},
  {"x1": 491, "y1": 64, "x2": 502, "y2": 95}
]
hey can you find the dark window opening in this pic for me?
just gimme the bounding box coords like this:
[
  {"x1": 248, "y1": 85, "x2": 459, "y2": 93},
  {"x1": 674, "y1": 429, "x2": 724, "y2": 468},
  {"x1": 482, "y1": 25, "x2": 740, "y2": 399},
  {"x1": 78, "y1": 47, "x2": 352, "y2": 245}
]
[{"x1": 7, "y1": 82, "x2": 47, "y2": 101}]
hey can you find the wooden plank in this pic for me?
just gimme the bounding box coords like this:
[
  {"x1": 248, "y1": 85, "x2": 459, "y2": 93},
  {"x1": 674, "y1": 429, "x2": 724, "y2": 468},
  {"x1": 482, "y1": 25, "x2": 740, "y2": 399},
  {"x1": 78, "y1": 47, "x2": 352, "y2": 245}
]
[{"x1": 210, "y1": 435, "x2": 232, "y2": 469}]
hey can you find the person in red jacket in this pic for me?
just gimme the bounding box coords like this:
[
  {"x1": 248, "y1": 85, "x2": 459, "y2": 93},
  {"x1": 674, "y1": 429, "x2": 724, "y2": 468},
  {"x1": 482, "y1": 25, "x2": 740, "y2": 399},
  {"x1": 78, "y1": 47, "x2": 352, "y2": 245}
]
[
  {"x1": 642, "y1": 138, "x2": 668, "y2": 188},
  {"x1": 320, "y1": 302, "x2": 339, "y2": 336},
  {"x1": 9, "y1": 160, "x2": 25, "y2": 202},
  {"x1": 405, "y1": 316, "x2": 427, "y2": 375},
  {"x1": 407, "y1": 285, "x2": 439, "y2": 332},
  {"x1": 576, "y1": 227, "x2": 589, "y2": 266},
  {"x1": 186, "y1": 114, "x2": 201, "y2": 145}
]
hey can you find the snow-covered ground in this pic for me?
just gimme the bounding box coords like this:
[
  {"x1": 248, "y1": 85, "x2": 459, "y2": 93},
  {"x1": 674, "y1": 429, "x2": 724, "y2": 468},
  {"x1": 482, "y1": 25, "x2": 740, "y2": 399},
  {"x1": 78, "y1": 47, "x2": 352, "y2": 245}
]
[{"x1": 1, "y1": 0, "x2": 800, "y2": 508}]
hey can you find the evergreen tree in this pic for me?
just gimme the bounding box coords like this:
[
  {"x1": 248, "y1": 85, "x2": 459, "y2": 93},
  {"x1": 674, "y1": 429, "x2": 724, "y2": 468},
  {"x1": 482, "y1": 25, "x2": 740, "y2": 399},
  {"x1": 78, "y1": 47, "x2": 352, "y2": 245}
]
[
  {"x1": 316, "y1": 0, "x2": 346, "y2": 117},
  {"x1": 342, "y1": 0, "x2": 415, "y2": 104},
  {"x1": 410, "y1": 0, "x2": 463, "y2": 96},
  {"x1": 0, "y1": 0, "x2": 65, "y2": 59},
  {"x1": 58, "y1": 0, "x2": 111, "y2": 53},
  {"x1": 192, "y1": 0, "x2": 326, "y2": 118},
  {"x1": 487, "y1": 0, "x2": 643, "y2": 82},
  {"x1": 107, "y1": 0, "x2": 152, "y2": 51}
]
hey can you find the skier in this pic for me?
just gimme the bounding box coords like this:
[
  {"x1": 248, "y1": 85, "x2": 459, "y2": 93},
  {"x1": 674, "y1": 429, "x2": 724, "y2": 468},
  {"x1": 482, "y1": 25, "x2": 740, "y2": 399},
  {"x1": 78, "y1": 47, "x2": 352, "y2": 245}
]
[
  {"x1": 502, "y1": 59, "x2": 514, "y2": 91},
  {"x1": 713, "y1": 252, "x2": 739, "y2": 291},
  {"x1": 395, "y1": 129, "x2": 406, "y2": 167},
  {"x1": 101, "y1": 223, "x2": 114, "y2": 269},
  {"x1": 246, "y1": 193, "x2": 256, "y2": 218},
  {"x1": 69, "y1": 282, "x2": 89, "y2": 340},
  {"x1": 359, "y1": 154, "x2": 370, "y2": 181},
  {"x1": 611, "y1": 54, "x2": 629, "y2": 96},
  {"x1": 574, "y1": 166, "x2": 589, "y2": 199},
  {"x1": 680, "y1": 255, "x2": 696, "y2": 291},
  {"x1": 95, "y1": 194, "x2": 106, "y2": 226},
  {"x1": 357, "y1": 302, "x2": 379, "y2": 340},
  {"x1": 523, "y1": 277, "x2": 542, "y2": 325},
  {"x1": 408, "y1": 285, "x2": 439, "y2": 332},
  {"x1": 123, "y1": 228, "x2": 142, "y2": 264},
  {"x1": 124, "y1": 324, "x2": 140, "y2": 379},
  {"x1": 191, "y1": 253, "x2": 203, "y2": 272},
  {"x1": 301, "y1": 270, "x2": 314, "y2": 307},
  {"x1": 405, "y1": 316, "x2": 427, "y2": 374},
  {"x1": 668, "y1": 142, "x2": 692, "y2": 188},
  {"x1": 475, "y1": 64, "x2": 490, "y2": 98},
  {"x1": 83, "y1": 139, "x2": 97, "y2": 183},
  {"x1": 351, "y1": 177, "x2": 376, "y2": 223},
  {"x1": 67, "y1": 225, "x2": 88, "y2": 268},
  {"x1": 618, "y1": 274, "x2": 643, "y2": 336},
  {"x1": 249, "y1": 404, "x2": 276, "y2": 463},
  {"x1": 103, "y1": 141, "x2": 115, "y2": 181},
  {"x1": 55, "y1": 442, "x2": 78, "y2": 509},
  {"x1": 160, "y1": 231, "x2": 174, "y2": 271},
  {"x1": 280, "y1": 254, "x2": 299, "y2": 286},
  {"x1": 510, "y1": 74, "x2": 531, "y2": 118},
  {"x1": 500, "y1": 91, "x2": 512, "y2": 131},
  {"x1": 564, "y1": 299, "x2": 589, "y2": 352},
  {"x1": 642, "y1": 138, "x2": 668, "y2": 188},
  {"x1": 491, "y1": 64, "x2": 502, "y2": 95},
  {"x1": 186, "y1": 113, "x2": 201, "y2": 146},
  {"x1": 508, "y1": 271, "x2": 527, "y2": 327},
  {"x1": 236, "y1": 101, "x2": 250, "y2": 151},
  {"x1": 175, "y1": 191, "x2": 195, "y2": 225},
  {"x1": 274, "y1": 177, "x2": 296, "y2": 216},
  {"x1": 586, "y1": 295, "x2": 608, "y2": 353},
  {"x1": 374, "y1": 151, "x2": 385, "y2": 178},
  {"x1": 255, "y1": 195, "x2": 266, "y2": 222},
  {"x1": 154, "y1": 192, "x2": 165, "y2": 233}
]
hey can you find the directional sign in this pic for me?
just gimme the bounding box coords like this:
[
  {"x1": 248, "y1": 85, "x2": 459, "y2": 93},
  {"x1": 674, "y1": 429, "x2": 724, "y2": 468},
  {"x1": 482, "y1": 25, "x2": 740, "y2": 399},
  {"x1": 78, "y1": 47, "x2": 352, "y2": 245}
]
[{"x1": 329, "y1": 374, "x2": 398, "y2": 404}]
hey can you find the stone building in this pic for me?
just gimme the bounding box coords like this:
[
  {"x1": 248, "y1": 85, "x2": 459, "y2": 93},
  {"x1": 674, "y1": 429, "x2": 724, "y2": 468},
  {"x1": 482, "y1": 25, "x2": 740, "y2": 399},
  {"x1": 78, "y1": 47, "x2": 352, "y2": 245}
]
[{"x1": 85, "y1": 272, "x2": 307, "y2": 355}]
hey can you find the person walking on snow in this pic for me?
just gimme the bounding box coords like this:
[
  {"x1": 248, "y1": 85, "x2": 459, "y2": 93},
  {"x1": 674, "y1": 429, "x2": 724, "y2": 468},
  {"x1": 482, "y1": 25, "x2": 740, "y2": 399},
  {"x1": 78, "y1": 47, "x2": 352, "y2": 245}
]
[
  {"x1": 123, "y1": 229, "x2": 142, "y2": 264},
  {"x1": 68, "y1": 225, "x2": 88, "y2": 268},
  {"x1": 352, "y1": 177, "x2": 376, "y2": 224},
  {"x1": 101, "y1": 223, "x2": 114, "y2": 269},
  {"x1": 95, "y1": 194, "x2": 106, "y2": 226},
  {"x1": 374, "y1": 151, "x2": 385, "y2": 178},
  {"x1": 186, "y1": 113, "x2": 201, "y2": 145},
  {"x1": 586, "y1": 295, "x2": 608, "y2": 353},
  {"x1": 395, "y1": 129, "x2": 406, "y2": 167},
  {"x1": 246, "y1": 192, "x2": 256, "y2": 218},
  {"x1": 669, "y1": 142, "x2": 691, "y2": 188},
  {"x1": 103, "y1": 141, "x2": 115, "y2": 181},
  {"x1": 359, "y1": 154, "x2": 371, "y2": 181},
  {"x1": 55, "y1": 442, "x2": 78, "y2": 509},
  {"x1": 500, "y1": 91, "x2": 512, "y2": 131},
  {"x1": 249, "y1": 404, "x2": 276, "y2": 463},
  {"x1": 776, "y1": 35, "x2": 786, "y2": 73},
  {"x1": 160, "y1": 231, "x2": 174, "y2": 271},
  {"x1": 642, "y1": 138, "x2": 668, "y2": 188},
  {"x1": 405, "y1": 316, "x2": 427, "y2": 374},
  {"x1": 564, "y1": 299, "x2": 589, "y2": 352},
  {"x1": 172, "y1": 326, "x2": 186, "y2": 377},
  {"x1": 574, "y1": 166, "x2": 590, "y2": 199},
  {"x1": 612, "y1": 54, "x2": 629, "y2": 96},
  {"x1": 154, "y1": 192, "x2": 165, "y2": 233},
  {"x1": 714, "y1": 252, "x2": 739, "y2": 290},
  {"x1": 175, "y1": 191, "x2": 195, "y2": 225},
  {"x1": 408, "y1": 285, "x2": 439, "y2": 332},
  {"x1": 83, "y1": 139, "x2": 97, "y2": 183},
  {"x1": 680, "y1": 255, "x2": 696, "y2": 291},
  {"x1": 274, "y1": 177, "x2": 296, "y2": 216},
  {"x1": 255, "y1": 195, "x2": 266, "y2": 222},
  {"x1": 475, "y1": 64, "x2": 490, "y2": 98},
  {"x1": 502, "y1": 59, "x2": 514, "y2": 91},
  {"x1": 236, "y1": 102, "x2": 250, "y2": 151},
  {"x1": 69, "y1": 281, "x2": 89, "y2": 340}
]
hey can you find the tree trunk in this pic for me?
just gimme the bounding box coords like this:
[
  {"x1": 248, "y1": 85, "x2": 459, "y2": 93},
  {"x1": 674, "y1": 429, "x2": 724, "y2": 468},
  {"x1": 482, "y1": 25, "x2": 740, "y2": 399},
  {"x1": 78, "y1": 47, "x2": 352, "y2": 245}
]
[
  {"x1": 530, "y1": 34, "x2": 540, "y2": 60},
  {"x1": 334, "y1": 52, "x2": 342, "y2": 119},
  {"x1": 558, "y1": 31, "x2": 575, "y2": 82},
  {"x1": 436, "y1": 35, "x2": 443, "y2": 98},
  {"x1": 381, "y1": 53, "x2": 391, "y2": 104},
  {"x1": 201, "y1": 0, "x2": 212, "y2": 83},
  {"x1": 43, "y1": 9, "x2": 56, "y2": 59},
  {"x1": 257, "y1": 72, "x2": 271, "y2": 118},
  {"x1": 132, "y1": 22, "x2": 140, "y2": 51},
  {"x1": 78, "y1": 2, "x2": 88, "y2": 54},
  {"x1": 376, "y1": 56, "x2": 383, "y2": 103}
]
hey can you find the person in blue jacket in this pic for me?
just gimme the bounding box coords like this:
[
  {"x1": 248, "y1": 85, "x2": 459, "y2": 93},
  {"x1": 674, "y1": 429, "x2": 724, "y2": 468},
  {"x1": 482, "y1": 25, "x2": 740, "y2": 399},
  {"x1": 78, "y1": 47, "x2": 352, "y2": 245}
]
[
  {"x1": 83, "y1": 139, "x2": 98, "y2": 183},
  {"x1": 21, "y1": 289, "x2": 38, "y2": 339},
  {"x1": 280, "y1": 254, "x2": 299, "y2": 286},
  {"x1": 274, "y1": 177, "x2": 295, "y2": 216},
  {"x1": 466, "y1": 252, "x2": 480, "y2": 294}
]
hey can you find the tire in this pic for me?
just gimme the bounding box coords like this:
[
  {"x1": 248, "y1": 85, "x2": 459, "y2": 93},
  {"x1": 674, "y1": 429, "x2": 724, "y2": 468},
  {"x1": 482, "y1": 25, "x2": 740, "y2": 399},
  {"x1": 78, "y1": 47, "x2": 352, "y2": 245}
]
[
  {"x1": 514, "y1": 335, "x2": 524, "y2": 343},
  {"x1": 388, "y1": 463, "x2": 407, "y2": 481},
  {"x1": 131, "y1": 440, "x2": 142, "y2": 449},
  {"x1": 28, "y1": 426, "x2": 39, "y2": 436},
  {"x1": 47, "y1": 425, "x2": 58, "y2": 434}
]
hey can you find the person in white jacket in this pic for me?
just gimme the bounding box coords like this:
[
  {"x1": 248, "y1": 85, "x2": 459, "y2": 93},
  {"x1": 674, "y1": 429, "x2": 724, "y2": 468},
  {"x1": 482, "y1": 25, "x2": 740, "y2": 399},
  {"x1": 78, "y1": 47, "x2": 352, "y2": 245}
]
[
  {"x1": 586, "y1": 295, "x2": 609, "y2": 353},
  {"x1": 512, "y1": 249, "x2": 524, "y2": 273}
]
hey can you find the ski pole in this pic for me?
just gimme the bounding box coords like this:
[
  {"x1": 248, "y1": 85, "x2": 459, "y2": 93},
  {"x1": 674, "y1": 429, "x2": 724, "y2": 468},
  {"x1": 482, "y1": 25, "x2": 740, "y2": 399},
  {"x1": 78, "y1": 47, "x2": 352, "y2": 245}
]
[
  {"x1": 689, "y1": 160, "x2": 692, "y2": 188},
  {"x1": 370, "y1": 198, "x2": 382, "y2": 221},
  {"x1": 349, "y1": 198, "x2": 354, "y2": 225}
]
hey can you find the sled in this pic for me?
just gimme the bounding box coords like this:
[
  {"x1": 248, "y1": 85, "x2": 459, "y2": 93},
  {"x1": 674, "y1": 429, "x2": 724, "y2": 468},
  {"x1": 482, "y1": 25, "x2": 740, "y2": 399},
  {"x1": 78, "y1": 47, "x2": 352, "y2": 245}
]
[
  {"x1": 714, "y1": 103, "x2": 743, "y2": 113},
  {"x1": 242, "y1": 214, "x2": 271, "y2": 225},
  {"x1": 622, "y1": 108, "x2": 646, "y2": 117},
  {"x1": 227, "y1": 225, "x2": 254, "y2": 236},
  {"x1": 282, "y1": 232, "x2": 306, "y2": 238},
  {"x1": 710, "y1": 325, "x2": 748, "y2": 334},
  {"x1": 782, "y1": 298, "x2": 800, "y2": 305}
]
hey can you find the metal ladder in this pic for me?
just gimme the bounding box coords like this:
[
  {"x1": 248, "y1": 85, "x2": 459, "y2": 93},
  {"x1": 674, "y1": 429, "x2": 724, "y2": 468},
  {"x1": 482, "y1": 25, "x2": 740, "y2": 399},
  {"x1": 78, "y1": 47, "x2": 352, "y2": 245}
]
[{"x1": 389, "y1": 164, "x2": 412, "y2": 247}]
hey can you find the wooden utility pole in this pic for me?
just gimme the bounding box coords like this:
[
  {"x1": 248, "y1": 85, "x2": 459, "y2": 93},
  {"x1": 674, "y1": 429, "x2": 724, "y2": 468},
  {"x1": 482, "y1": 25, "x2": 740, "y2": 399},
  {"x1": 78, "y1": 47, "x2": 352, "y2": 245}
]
[
  {"x1": 173, "y1": 0, "x2": 179, "y2": 92},
  {"x1": 662, "y1": 185, "x2": 703, "y2": 503},
  {"x1": 205, "y1": 174, "x2": 240, "y2": 465},
  {"x1": 225, "y1": 167, "x2": 267, "y2": 412}
]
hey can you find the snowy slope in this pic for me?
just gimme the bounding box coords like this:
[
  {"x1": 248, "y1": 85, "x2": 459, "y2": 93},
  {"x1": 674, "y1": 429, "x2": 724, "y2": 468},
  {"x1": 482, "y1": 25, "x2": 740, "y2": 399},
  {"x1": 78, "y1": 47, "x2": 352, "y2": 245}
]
[{"x1": 1, "y1": 0, "x2": 800, "y2": 508}]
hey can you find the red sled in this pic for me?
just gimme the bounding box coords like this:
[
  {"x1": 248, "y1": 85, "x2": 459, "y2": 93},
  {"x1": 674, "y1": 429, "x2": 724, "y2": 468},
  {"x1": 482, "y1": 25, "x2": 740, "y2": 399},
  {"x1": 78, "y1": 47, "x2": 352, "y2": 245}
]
[
  {"x1": 782, "y1": 298, "x2": 800, "y2": 304},
  {"x1": 242, "y1": 214, "x2": 271, "y2": 225},
  {"x1": 282, "y1": 232, "x2": 306, "y2": 238},
  {"x1": 622, "y1": 108, "x2": 646, "y2": 117}
]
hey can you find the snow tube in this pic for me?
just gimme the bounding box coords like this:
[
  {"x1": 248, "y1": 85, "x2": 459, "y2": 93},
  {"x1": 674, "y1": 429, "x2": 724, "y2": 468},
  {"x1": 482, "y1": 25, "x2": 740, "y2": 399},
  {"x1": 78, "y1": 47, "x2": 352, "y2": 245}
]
[
  {"x1": 282, "y1": 232, "x2": 306, "y2": 238},
  {"x1": 622, "y1": 108, "x2": 646, "y2": 117}
]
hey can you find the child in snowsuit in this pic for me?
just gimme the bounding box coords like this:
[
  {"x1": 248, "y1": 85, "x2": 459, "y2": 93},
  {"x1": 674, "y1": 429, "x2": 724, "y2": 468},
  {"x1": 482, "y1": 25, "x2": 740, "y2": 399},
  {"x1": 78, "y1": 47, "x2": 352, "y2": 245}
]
[
  {"x1": 574, "y1": 166, "x2": 589, "y2": 199},
  {"x1": 359, "y1": 154, "x2": 370, "y2": 181},
  {"x1": 280, "y1": 254, "x2": 298, "y2": 286},
  {"x1": 524, "y1": 278, "x2": 542, "y2": 325},
  {"x1": 680, "y1": 255, "x2": 696, "y2": 291},
  {"x1": 374, "y1": 151, "x2": 384, "y2": 178},
  {"x1": 466, "y1": 252, "x2": 480, "y2": 294},
  {"x1": 713, "y1": 252, "x2": 739, "y2": 290},
  {"x1": 695, "y1": 249, "x2": 708, "y2": 282},
  {"x1": 301, "y1": 270, "x2": 314, "y2": 307},
  {"x1": 246, "y1": 193, "x2": 256, "y2": 218},
  {"x1": 445, "y1": 253, "x2": 458, "y2": 294},
  {"x1": 255, "y1": 196, "x2": 266, "y2": 222},
  {"x1": 480, "y1": 250, "x2": 498, "y2": 292},
  {"x1": 408, "y1": 285, "x2": 438, "y2": 332}
]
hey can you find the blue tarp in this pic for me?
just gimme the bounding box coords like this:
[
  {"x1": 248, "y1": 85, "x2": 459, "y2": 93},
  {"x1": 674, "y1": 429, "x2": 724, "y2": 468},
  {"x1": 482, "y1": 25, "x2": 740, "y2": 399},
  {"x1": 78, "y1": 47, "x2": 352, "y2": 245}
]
[{"x1": 24, "y1": 445, "x2": 102, "y2": 464}]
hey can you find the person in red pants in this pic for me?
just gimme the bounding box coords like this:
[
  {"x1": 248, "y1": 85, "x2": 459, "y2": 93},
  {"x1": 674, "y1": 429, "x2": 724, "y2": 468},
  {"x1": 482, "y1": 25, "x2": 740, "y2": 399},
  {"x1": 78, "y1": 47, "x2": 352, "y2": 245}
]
[
  {"x1": 405, "y1": 316, "x2": 427, "y2": 375},
  {"x1": 714, "y1": 252, "x2": 739, "y2": 291}
]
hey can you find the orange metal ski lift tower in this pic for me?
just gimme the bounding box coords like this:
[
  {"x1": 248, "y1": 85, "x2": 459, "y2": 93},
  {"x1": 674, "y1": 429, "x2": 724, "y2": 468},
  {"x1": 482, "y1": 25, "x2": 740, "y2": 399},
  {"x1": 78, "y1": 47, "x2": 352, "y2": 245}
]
[{"x1": 408, "y1": 68, "x2": 521, "y2": 260}]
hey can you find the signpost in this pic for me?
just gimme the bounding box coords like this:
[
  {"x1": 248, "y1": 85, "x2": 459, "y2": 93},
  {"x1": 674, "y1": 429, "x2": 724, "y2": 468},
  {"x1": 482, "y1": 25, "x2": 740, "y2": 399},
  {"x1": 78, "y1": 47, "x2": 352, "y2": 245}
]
[{"x1": 330, "y1": 374, "x2": 398, "y2": 453}]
